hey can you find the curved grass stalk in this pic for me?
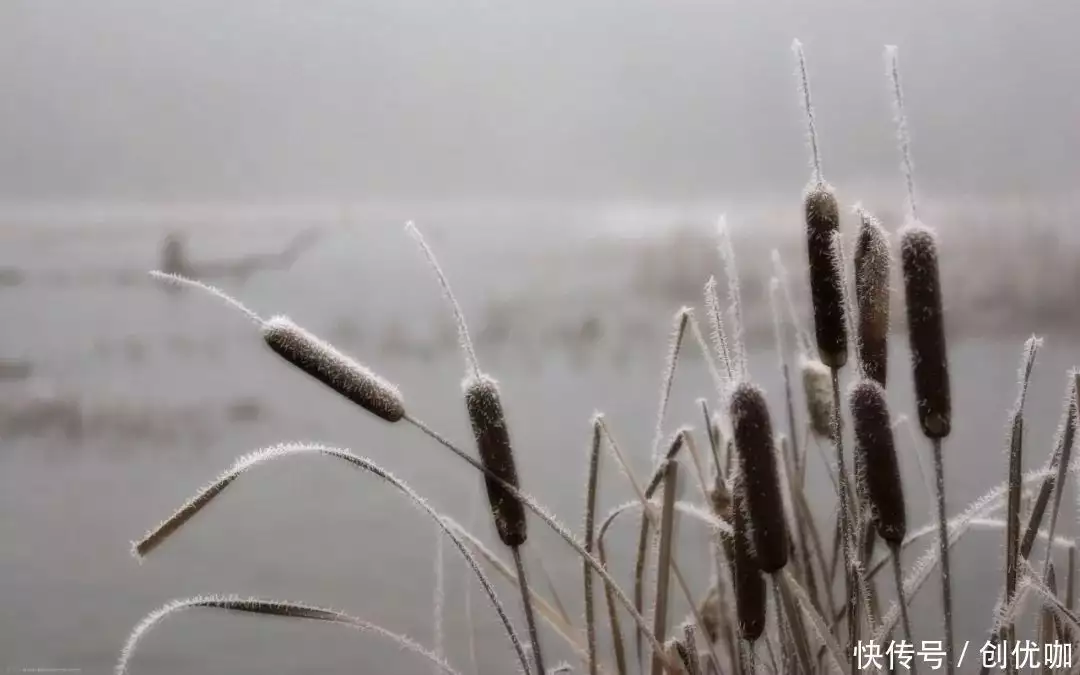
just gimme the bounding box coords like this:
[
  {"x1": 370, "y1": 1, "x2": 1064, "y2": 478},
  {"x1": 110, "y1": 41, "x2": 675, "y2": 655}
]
[
  {"x1": 116, "y1": 596, "x2": 462, "y2": 675},
  {"x1": 132, "y1": 443, "x2": 530, "y2": 674}
]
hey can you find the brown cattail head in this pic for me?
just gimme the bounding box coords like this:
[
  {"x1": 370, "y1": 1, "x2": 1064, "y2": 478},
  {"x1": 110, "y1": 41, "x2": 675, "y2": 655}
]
[
  {"x1": 854, "y1": 208, "x2": 891, "y2": 387},
  {"x1": 464, "y1": 373, "x2": 526, "y2": 547},
  {"x1": 729, "y1": 478, "x2": 767, "y2": 642},
  {"x1": 261, "y1": 316, "x2": 405, "y2": 422},
  {"x1": 899, "y1": 223, "x2": 951, "y2": 439},
  {"x1": 730, "y1": 382, "x2": 788, "y2": 572},
  {"x1": 849, "y1": 380, "x2": 906, "y2": 545},
  {"x1": 800, "y1": 355, "x2": 836, "y2": 440},
  {"x1": 804, "y1": 183, "x2": 848, "y2": 369}
]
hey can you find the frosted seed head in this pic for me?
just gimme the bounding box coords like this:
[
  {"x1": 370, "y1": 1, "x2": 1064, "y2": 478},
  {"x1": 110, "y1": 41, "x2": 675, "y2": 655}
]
[
  {"x1": 729, "y1": 382, "x2": 788, "y2": 572},
  {"x1": 463, "y1": 373, "x2": 526, "y2": 547},
  {"x1": 854, "y1": 208, "x2": 892, "y2": 387},
  {"x1": 899, "y1": 223, "x2": 951, "y2": 439},
  {"x1": 849, "y1": 380, "x2": 906, "y2": 544},
  {"x1": 803, "y1": 183, "x2": 848, "y2": 369},
  {"x1": 729, "y1": 477, "x2": 767, "y2": 642},
  {"x1": 261, "y1": 316, "x2": 405, "y2": 423}
]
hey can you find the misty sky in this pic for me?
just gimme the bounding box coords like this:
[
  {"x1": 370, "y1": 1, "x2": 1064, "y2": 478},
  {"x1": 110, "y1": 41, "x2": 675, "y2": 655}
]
[{"x1": 0, "y1": 0, "x2": 1077, "y2": 205}]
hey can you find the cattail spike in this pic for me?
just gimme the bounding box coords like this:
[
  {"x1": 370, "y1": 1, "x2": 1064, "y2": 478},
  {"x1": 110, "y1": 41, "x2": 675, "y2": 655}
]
[
  {"x1": 405, "y1": 221, "x2": 481, "y2": 379},
  {"x1": 792, "y1": 39, "x2": 823, "y2": 185},
  {"x1": 464, "y1": 373, "x2": 527, "y2": 547},
  {"x1": 804, "y1": 183, "x2": 848, "y2": 369},
  {"x1": 262, "y1": 316, "x2": 405, "y2": 422},
  {"x1": 899, "y1": 224, "x2": 951, "y2": 438},
  {"x1": 730, "y1": 476, "x2": 767, "y2": 642},
  {"x1": 850, "y1": 380, "x2": 906, "y2": 545},
  {"x1": 853, "y1": 207, "x2": 892, "y2": 387},
  {"x1": 730, "y1": 382, "x2": 788, "y2": 572},
  {"x1": 886, "y1": 45, "x2": 919, "y2": 223},
  {"x1": 148, "y1": 270, "x2": 263, "y2": 325}
]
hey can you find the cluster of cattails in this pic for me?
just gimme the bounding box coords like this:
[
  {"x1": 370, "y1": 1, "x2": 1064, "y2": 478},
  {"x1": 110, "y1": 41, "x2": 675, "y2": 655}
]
[{"x1": 121, "y1": 37, "x2": 1073, "y2": 675}]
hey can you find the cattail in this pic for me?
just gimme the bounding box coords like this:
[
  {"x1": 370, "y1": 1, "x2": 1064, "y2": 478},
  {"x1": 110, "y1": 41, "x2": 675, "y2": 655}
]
[
  {"x1": 464, "y1": 374, "x2": 526, "y2": 547},
  {"x1": 800, "y1": 355, "x2": 835, "y2": 439},
  {"x1": 849, "y1": 380, "x2": 905, "y2": 544},
  {"x1": 900, "y1": 224, "x2": 951, "y2": 439},
  {"x1": 262, "y1": 316, "x2": 405, "y2": 422},
  {"x1": 730, "y1": 382, "x2": 788, "y2": 572},
  {"x1": 854, "y1": 208, "x2": 891, "y2": 387},
  {"x1": 730, "y1": 478, "x2": 767, "y2": 642},
  {"x1": 804, "y1": 183, "x2": 848, "y2": 369}
]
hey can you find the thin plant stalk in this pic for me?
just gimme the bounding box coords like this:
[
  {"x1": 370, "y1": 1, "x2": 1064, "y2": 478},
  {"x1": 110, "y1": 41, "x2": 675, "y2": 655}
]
[
  {"x1": 584, "y1": 419, "x2": 603, "y2": 675},
  {"x1": 890, "y1": 545, "x2": 919, "y2": 675},
  {"x1": 513, "y1": 546, "x2": 547, "y2": 675},
  {"x1": 830, "y1": 368, "x2": 859, "y2": 671},
  {"x1": 931, "y1": 436, "x2": 955, "y2": 675},
  {"x1": 650, "y1": 461, "x2": 679, "y2": 675},
  {"x1": 433, "y1": 523, "x2": 446, "y2": 675},
  {"x1": 773, "y1": 576, "x2": 813, "y2": 675},
  {"x1": 594, "y1": 422, "x2": 725, "y2": 675}
]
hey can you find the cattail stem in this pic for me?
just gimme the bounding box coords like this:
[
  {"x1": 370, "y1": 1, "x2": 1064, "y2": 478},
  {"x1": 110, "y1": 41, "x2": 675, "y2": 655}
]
[
  {"x1": 649, "y1": 461, "x2": 678, "y2": 675},
  {"x1": 890, "y1": 545, "x2": 919, "y2": 675},
  {"x1": 829, "y1": 368, "x2": 859, "y2": 674},
  {"x1": 583, "y1": 419, "x2": 602, "y2": 675},
  {"x1": 512, "y1": 546, "x2": 546, "y2": 675},
  {"x1": 931, "y1": 436, "x2": 955, "y2": 675},
  {"x1": 772, "y1": 575, "x2": 813, "y2": 675}
]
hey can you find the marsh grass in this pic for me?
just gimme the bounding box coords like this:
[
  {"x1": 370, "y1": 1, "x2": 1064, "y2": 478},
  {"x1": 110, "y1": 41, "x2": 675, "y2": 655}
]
[{"x1": 119, "y1": 41, "x2": 1080, "y2": 675}]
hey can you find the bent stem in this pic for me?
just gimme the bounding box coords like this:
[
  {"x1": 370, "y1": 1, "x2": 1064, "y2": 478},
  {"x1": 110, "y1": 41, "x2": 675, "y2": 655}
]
[
  {"x1": 513, "y1": 546, "x2": 546, "y2": 675},
  {"x1": 115, "y1": 596, "x2": 463, "y2": 675}
]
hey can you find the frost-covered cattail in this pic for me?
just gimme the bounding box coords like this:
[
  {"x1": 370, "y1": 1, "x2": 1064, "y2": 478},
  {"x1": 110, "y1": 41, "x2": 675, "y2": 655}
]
[
  {"x1": 900, "y1": 224, "x2": 951, "y2": 439},
  {"x1": 804, "y1": 184, "x2": 848, "y2": 370},
  {"x1": 730, "y1": 382, "x2": 788, "y2": 572},
  {"x1": 854, "y1": 208, "x2": 891, "y2": 387},
  {"x1": 262, "y1": 316, "x2": 405, "y2": 422},
  {"x1": 800, "y1": 355, "x2": 835, "y2": 439},
  {"x1": 850, "y1": 380, "x2": 905, "y2": 544},
  {"x1": 464, "y1": 374, "x2": 526, "y2": 547},
  {"x1": 730, "y1": 479, "x2": 766, "y2": 642}
]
